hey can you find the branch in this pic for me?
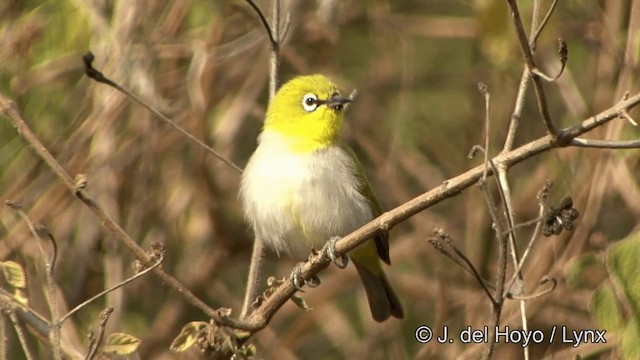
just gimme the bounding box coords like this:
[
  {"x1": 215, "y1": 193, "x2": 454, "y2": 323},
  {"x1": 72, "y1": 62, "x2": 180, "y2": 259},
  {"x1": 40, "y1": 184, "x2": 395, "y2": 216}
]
[
  {"x1": 244, "y1": 0, "x2": 279, "y2": 51},
  {"x1": 82, "y1": 53, "x2": 243, "y2": 174},
  {"x1": 4, "y1": 85, "x2": 640, "y2": 350},
  {"x1": 529, "y1": 0, "x2": 559, "y2": 49},
  {"x1": 85, "y1": 307, "x2": 113, "y2": 360},
  {"x1": 240, "y1": 92, "x2": 640, "y2": 330},
  {"x1": 241, "y1": 0, "x2": 287, "y2": 320},
  {"x1": 58, "y1": 251, "x2": 163, "y2": 324},
  {"x1": 505, "y1": 0, "x2": 561, "y2": 138},
  {"x1": 0, "y1": 95, "x2": 255, "y2": 331},
  {"x1": 503, "y1": 0, "x2": 559, "y2": 152},
  {"x1": 570, "y1": 138, "x2": 640, "y2": 148}
]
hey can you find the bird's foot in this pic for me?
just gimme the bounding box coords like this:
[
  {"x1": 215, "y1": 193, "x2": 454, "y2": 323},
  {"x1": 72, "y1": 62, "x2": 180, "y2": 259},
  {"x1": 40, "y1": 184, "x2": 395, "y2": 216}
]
[
  {"x1": 322, "y1": 236, "x2": 349, "y2": 269},
  {"x1": 289, "y1": 262, "x2": 320, "y2": 291}
]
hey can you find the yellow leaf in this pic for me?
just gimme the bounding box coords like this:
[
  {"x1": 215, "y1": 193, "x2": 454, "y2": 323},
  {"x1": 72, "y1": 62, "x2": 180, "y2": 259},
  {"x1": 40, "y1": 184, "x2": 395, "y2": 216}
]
[
  {"x1": 1, "y1": 261, "x2": 26, "y2": 289},
  {"x1": 170, "y1": 321, "x2": 208, "y2": 352},
  {"x1": 101, "y1": 333, "x2": 140, "y2": 355},
  {"x1": 13, "y1": 289, "x2": 28, "y2": 306}
]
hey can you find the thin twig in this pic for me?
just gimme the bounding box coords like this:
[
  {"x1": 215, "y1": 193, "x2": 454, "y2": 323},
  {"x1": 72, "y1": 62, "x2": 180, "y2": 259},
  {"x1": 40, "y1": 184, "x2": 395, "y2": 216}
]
[
  {"x1": 0, "y1": 312, "x2": 6, "y2": 360},
  {"x1": 529, "y1": 0, "x2": 559, "y2": 48},
  {"x1": 244, "y1": 0, "x2": 278, "y2": 51},
  {"x1": 504, "y1": 206, "x2": 545, "y2": 296},
  {"x1": 0, "y1": 96, "x2": 256, "y2": 328},
  {"x1": 4, "y1": 202, "x2": 58, "y2": 273},
  {"x1": 242, "y1": 0, "x2": 284, "y2": 320},
  {"x1": 269, "y1": 0, "x2": 283, "y2": 96},
  {"x1": 85, "y1": 307, "x2": 113, "y2": 360},
  {"x1": 4, "y1": 203, "x2": 62, "y2": 360},
  {"x1": 570, "y1": 138, "x2": 640, "y2": 148},
  {"x1": 503, "y1": 216, "x2": 544, "y2": 233},
  {"x1": 241, "y1": 238, "x2": 265, "y2": 319},
  {"x1": 479, "y1": 176, "x2": 508, "y2": 360},
  {"x1": 502, "y1": 68, "x2": 530, "y2": 151},
  {"x1": 82, "y1": 53, "x2": 243, "y2": 174},
  {"x1": 508, "y1": 276, "x2": 557, "y2": 300},
  {"x1": 6, "y1": 309, "x2": 35, "y2": 360},
  {"x1": 58, "y1": 256, "x2": 163, "y2": 324},
  {"x1": 530, "y1": 37, "x2": 568, "y2": 81},
  {"x1": 0, "y1": 292, "x2": 85, "y2": 359},
  {"x1": 477, "y1": 82, "x2": 491, "y2": 182},
  {"x1": 503, "y1": 0, "x2": 560, "y2": 149},
  {"x1": 505, "y1": 0, "x2": 561, "y2": 138},
  {"x1": 620, "y1": 92, "x2": 638, "y2": 126},
  {"x1": 429, "y1": 229, "x2": 496, "y2": 303}
]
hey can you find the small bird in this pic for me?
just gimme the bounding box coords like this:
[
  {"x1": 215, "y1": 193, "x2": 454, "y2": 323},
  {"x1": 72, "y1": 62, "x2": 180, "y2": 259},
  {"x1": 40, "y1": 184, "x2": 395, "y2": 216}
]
[{"x1": 240, "y1": 74, "x2": 403, "y2": 322}]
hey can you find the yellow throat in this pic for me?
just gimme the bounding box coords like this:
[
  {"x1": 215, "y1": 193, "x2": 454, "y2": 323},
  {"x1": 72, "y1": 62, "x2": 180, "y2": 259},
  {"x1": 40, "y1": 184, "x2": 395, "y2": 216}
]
[{"x1": 264, "y1": 75, "x2": 351, "y2": 153}]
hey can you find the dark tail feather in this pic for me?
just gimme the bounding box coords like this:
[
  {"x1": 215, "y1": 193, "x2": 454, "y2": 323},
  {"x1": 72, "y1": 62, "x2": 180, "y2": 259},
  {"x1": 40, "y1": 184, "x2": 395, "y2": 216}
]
[{"x1": 353, "y1": 261, "x2": 404, "y2": 322}]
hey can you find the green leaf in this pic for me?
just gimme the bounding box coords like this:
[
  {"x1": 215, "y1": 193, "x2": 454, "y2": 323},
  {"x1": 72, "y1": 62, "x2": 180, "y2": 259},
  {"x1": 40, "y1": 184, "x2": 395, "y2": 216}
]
[
  {"x1": 621, "y1": 319, "x2": 640, "y2": 360},
  {"x1": 101, "y1": 332, "x2": 141, "y2": 355},
  {"x1": 1, "y1": 261, "x2": 26, "y2": 289},
  {"x1": 590, "y1": 283, "x2": 623, "y2": 333},
  {"x1": 170, "y1": 321, "x2": 208, "y2": 352},
  {"x1": 607, "y1": 233, "x2": 640, "y2": 316},
  {"x1": 291, "y1": 293, "x2": 313, "y2": 312}
]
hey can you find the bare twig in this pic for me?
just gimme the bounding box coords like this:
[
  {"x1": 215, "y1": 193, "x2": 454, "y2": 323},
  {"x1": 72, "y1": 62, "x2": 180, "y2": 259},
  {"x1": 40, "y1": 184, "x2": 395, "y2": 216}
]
[
  {"x1": 4, "y1": 202, "x2": 61, "y2": 360},
  {"x1": 82, "y1": 52, "x2": 243, "y2": 174},
  {"x1": 59, "y1": 253, "x2": 162, "y2": 324},
  {"x1": 478, "y1": 177, "x2": 507, "y2": 360},
  {"x1": 6, "y1": 308, "x2": 35, "y2": 360},
  {"x1": 529, "y1": 0, "x2": 559, "y2": 49},
  {"x1": 4, "y1": 202, "x2": 58, "y2": 273},
  {"x1": 0, "y1": 294, "x2": 85, "y2": 359},
  {"x1": 620, "y1": 92, "x2": 639, "y2": 126},
  {"x1": 244, "y1": 0, "x2": 278, "y2": 51},
  {"x1": 85, "y1": 307, "x2": 113, "y2": 360},
  {"x1": 428, "y1": 229, "x2": 496, "y2": 303},
  {"x1": 241, "y1": 237, "x2": 265, "y2": 320},
  {"x1": 4, "y1": 87, "x2": 640, "y2": 342},
  {"x1": 530, "y1": 38, "x2": 568, "y2": 81},
  {"x1": 508, "y1": 276, "x2": 557, "y2": 300},
  {"x1": 570, "y1": 138, "x2": 640, "y2": 148},
  {"x1": 241, "y1": 0, "x2": 285, "y2": 320},
  {"x1": 505, "y1": 0, "x2": 561, "y2": 138},
  {"x1": 505, "y1": 204, "x2": 545, "y2": 296},
  {"x1": 0, "y1": 95, "x2": 259, "y2": 330},
  {"x1": 503, "y1": 68, "x2": 531, "y2": 152},
  {"x1": 477, "y1": 82, "x2": 491, "y2": 182}
]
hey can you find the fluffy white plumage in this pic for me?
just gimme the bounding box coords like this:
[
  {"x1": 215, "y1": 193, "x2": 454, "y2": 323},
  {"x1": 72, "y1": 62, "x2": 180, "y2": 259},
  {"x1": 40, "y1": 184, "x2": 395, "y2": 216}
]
[{"x1": 240, "y1": 130, "x2": 373, "y2": 259}]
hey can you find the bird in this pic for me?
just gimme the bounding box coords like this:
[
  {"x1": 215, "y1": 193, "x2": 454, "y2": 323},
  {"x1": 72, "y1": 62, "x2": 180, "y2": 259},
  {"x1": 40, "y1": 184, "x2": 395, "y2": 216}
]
[{"x1": 240, "y1": 74, "x2": 403, "y2": 322}]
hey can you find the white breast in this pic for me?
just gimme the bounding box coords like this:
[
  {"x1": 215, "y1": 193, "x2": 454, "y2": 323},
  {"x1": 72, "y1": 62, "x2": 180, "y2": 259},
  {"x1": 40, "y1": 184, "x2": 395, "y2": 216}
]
[{"x1": 240, "y1": 131, "x2": 373, "y2": 259}]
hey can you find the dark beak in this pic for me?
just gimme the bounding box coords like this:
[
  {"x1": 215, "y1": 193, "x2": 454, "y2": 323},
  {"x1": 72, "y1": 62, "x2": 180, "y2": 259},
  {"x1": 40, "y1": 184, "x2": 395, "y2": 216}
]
[{"x1": 326, "y1": 96, "x2": 352, "y2": 111}]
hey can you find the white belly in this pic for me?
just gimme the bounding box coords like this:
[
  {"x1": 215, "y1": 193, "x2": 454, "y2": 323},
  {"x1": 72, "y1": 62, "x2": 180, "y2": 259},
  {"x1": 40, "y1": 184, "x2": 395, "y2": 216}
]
[{"x1": 240, "y1": 131, "x2": 373, "y2": 259}]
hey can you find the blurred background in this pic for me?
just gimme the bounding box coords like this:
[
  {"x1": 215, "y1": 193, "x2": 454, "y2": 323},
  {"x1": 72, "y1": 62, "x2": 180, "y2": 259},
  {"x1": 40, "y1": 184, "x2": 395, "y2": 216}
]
[{"x1": 1, "y1": 0, "x2": 639, "y2": 358}]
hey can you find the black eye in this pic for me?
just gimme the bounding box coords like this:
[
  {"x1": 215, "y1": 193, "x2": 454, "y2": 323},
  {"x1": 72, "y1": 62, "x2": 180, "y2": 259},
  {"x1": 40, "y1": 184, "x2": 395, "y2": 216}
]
[{"x1": 302, "y1": 93, "x2": 318, "y2": 112}]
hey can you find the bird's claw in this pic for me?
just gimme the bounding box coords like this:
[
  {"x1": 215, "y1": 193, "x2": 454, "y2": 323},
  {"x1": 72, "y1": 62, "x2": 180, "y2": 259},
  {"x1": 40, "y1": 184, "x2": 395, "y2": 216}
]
[
  {"x1": 290, "y1": 263, "x2": 321, "y2": 291},
  {"x1": 323, "y1": 236, "x2": 349, "y2": 269}
]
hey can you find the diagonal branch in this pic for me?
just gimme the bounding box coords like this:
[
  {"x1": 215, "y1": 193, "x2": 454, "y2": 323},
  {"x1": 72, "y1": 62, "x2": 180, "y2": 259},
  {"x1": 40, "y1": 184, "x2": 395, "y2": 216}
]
[
  {"x1": 0, "y1": 95, "x2": 254, "y2": 332},
  {"x1": 240, "y1": 92, "x2": 640, "y2": 330},
  {"x1": 505, "y1": 0, "x2": 561, "y2": 138},
  {"x1": 4, "y1": 88, "x2": 640, "y2": 342}
]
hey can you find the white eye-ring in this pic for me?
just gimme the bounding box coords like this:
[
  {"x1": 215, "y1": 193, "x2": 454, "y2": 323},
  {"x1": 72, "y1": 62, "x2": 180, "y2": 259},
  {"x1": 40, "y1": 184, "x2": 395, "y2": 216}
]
[{"x1": 302, "y1": 93, "x2": 318, "y2": 112}]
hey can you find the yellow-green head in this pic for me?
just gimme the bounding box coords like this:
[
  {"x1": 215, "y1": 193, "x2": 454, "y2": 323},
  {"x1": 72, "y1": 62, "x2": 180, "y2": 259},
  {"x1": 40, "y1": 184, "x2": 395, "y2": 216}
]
[{"x1": 265, "y1": 74, "x2": 352, "y2": 153}]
